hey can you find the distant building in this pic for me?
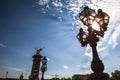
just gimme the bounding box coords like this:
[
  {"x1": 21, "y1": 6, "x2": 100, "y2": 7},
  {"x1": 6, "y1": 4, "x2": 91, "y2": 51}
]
[{"x1": 29, "y1": 48, "x2": 43, "y2": 80}]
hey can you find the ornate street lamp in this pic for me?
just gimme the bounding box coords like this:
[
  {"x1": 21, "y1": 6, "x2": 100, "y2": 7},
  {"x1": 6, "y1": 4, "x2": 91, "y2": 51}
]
[
  {"x1": 77, "y1": 6, "x2": 110, "y2": 80},
  {"x1": 6, "y1": 71, "x2": 8, "y2": 79},
  {"x1": 41, "y1": 56, "x2": 48, "y2": 80}
]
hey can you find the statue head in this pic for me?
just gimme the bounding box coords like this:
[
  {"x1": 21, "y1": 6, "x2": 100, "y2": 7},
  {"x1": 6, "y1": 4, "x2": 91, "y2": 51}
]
[{"x1": 36, "y1": 48, "x2": 43, "y2": 54}]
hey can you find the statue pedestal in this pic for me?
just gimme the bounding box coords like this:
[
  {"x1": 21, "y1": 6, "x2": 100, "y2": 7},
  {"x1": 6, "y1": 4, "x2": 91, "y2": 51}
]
[{"x1": 89, "y1": 72, "x2": 109, "y2": 80}]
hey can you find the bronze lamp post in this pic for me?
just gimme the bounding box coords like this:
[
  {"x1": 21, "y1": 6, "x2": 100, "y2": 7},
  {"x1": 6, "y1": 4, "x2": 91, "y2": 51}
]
[
  {"x1": 77, "y1": 6, "x2": 110, "y2": 80},
  {"x1": 41, "y1": 56, "x2": 48, "y2": 80}
]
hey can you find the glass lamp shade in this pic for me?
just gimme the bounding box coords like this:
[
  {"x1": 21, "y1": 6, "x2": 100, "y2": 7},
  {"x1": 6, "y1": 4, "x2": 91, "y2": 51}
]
[{"x1": 42, "y1": 56, "x2": 48, "y2": 63}]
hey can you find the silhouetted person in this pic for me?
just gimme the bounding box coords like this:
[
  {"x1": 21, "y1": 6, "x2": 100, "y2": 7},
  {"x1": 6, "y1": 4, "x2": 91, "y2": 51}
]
[{"x1": 19, "y1": 73, "x2": 23, "y2": 80}]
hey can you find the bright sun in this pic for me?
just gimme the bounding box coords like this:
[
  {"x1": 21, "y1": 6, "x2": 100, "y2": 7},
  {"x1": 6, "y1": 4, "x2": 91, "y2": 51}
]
[{"x1": 91, "y1": 21, "x2": 100, "y2": 31}]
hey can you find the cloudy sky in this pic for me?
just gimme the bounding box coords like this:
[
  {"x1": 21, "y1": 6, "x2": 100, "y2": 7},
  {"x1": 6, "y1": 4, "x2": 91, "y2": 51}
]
[{"x1": 0, "y1": 0, "x2": 120, "y2": 79}]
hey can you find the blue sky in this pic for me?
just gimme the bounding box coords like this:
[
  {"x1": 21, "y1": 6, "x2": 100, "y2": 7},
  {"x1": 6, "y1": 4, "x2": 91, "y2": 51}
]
[{"x1": 0, "y1": 0, "x2": 120, "y2": 79}]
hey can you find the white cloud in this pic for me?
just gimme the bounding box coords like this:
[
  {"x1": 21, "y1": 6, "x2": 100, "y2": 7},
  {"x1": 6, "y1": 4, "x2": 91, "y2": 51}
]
[
  {"x1": 0, "y1": 43, "x2": 6, "y2": 48},
  {"x1": 63, "y1": 65, "x2": 69, "y2": 69},
  {"x1": 73, "y1": 62, "x2": 91, "y2": 74},
  {"x1": 46, "y1": 57, "x2": 56, "y2": 63},
  {"x1": 85, "y1": 52, "x2": 92, "y2": 58},
  {"x1": 52, "y1": 0, "x2": 63, "y2": 8},
  {"x1": 51, "y1": 60, "x2": 55, "y2": 63},
  {"x1": 76, "y1": 64, "x2": 80, "y2": 67},
  {"x1": 85, "y1": 44, "x2": 109, "y2": 59},
  {"x1": 37, "y1": 0, "x2": 50, "y2": 5},
  {"x1": 108, "y1": 24, "x2": 120, "y2": 49},
  {"x1": 85, "y1": 45, "x2": 92, "y2": 58},
  {"x1": 42, "y1": 74, "x2": 53, "y2": 79},
  {"x1": 47, "y1": 57, "x2": 50, "y2": 61},
  {"x1": 97, "y1": 47, "x2": 107, "y2": 53}
]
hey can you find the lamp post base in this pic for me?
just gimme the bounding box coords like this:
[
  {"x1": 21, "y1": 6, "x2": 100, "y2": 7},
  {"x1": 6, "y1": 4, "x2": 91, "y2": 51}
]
[
  {"x1": 88, "y1": 72, "x2": 109, "y2": 80},
  {"x1": 90, "y1": 48, "x2": 109, "y2": 80},
  {"x1": 91, "y1": 59, "x2": 104, "y2": 73}
]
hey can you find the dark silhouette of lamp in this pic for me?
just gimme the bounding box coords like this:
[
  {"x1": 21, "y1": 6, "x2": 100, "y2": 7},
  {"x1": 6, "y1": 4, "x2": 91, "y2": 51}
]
[
  {"x1": 77, "y1": 6, "x2": 110, "y2": 80},
  {"x1": 41, "y1": 56, "x2": 48, "y2": 80}
]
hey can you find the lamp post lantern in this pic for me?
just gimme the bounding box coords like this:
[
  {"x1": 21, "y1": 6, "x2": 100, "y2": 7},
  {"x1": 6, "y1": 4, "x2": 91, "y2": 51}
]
[
  {"x1": 41, "y1": 56, "x2": 48, "y2": 80},
  {"x1": 77, "y1": 6, "x2": 110, "y2": 80}
]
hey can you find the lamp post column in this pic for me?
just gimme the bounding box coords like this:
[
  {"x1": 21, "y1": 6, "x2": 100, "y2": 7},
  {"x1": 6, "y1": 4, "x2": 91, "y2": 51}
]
[
  {"x1": 41, "y1": 71, "x2": 44, "y2": 80},
  {"x1": 41, "y1": 56, "x2": 47, "y2": 80}
]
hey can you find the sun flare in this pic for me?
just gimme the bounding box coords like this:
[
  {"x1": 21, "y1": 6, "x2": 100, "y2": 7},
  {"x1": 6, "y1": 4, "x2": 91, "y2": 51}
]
[{"x1": 91, "y1": 21, "x2": 100, "y2": 31}]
